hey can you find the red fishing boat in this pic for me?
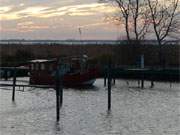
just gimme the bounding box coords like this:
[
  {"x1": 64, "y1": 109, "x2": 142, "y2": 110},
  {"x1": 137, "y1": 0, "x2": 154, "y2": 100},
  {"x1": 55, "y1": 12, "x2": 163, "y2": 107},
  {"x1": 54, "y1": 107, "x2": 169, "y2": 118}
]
[{"x1": 29, "y1": 55, "x2": 99, "y2": 86}]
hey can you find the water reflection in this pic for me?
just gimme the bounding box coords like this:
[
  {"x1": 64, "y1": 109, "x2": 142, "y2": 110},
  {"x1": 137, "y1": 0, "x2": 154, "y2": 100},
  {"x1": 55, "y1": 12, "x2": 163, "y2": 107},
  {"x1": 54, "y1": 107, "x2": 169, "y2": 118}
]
[
  {"x1": 104, "y1": 110, "x2": 113, "y2": 132},
  {"x1": 11, "y1": 101, "x2": 17, "y2": 107},
  {"x1": 54, "y1": 122, "x2": 61, "y2": 133},
  {"x1": 64, "y1": 85, "x2": 99, "y2": 91}
]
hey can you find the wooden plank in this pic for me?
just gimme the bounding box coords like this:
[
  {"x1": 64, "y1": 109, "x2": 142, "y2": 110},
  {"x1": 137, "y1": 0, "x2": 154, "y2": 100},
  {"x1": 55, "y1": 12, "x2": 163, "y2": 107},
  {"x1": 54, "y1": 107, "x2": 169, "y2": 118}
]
[{"x1": 0, "y1": 83, "x2": 55, "y2": 88}]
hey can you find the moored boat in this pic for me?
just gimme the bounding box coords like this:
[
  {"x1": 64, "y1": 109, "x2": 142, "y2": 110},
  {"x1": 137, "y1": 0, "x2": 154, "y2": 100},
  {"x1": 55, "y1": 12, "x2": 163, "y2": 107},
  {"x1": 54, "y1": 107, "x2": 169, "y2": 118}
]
[{"x1": 29, "y1": 56, "x2": 99, "y2": 86}]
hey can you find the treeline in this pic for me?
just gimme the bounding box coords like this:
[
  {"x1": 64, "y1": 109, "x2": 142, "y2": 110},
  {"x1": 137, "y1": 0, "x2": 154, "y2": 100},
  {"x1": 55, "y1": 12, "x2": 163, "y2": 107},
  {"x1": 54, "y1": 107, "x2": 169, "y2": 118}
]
[
  {"x1": 0, "y1": 50, "x2": 34, "y2": 67},
  {"x1": 0, "y1": 44, "x2": 179, "y2": 68}
]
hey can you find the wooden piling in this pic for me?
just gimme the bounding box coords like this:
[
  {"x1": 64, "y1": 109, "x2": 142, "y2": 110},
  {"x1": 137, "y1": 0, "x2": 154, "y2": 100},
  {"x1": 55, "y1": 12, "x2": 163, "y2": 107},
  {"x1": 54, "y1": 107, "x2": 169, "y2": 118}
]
[
  {"x1": 12, "y1": 68, "x2": 16, "y2": 101},
  {"x1": 112, "y1": 64, "x2": 115, "y2": 85},
  {"x1": 138, "y1": 80, "x2": 140, "y2": 87},
  {"x1": 104, "y1": 66, "x2": 108, "y2": 87},
  {"x1": 60, "y1": 76, "x2": 63, "y2": 108},
  {"x1": 113, "y1": 78, "x2": 115, "y2": 85},
  {"x1": 107, "y1": 62, "x2": 112, "y2": 111},
  {"x1": 55, "y1": 69, "x2": 60, "y2": 122},
  {"x1": 104, "y1": 76, "x2": 107, "y2": 87},
  {"x1": 108, "y1": 77, "x2": 111, "y2": 110},
  {"x1": 141, "y1": 71, "x2": 144, "y2": 89},
  {"x1": 141, "y1": 78, "x2": 144, "y2": 89},
  {"x1": 151, "y1": 80, "x2": 154, "y2": 88}
]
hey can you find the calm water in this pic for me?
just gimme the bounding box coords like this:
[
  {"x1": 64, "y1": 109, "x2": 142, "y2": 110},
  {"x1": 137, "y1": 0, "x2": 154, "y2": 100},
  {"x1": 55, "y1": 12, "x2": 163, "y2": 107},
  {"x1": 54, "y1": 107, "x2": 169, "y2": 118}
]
[{"x1": 0, "y1": 78, "x2": 180, "y2": 135}]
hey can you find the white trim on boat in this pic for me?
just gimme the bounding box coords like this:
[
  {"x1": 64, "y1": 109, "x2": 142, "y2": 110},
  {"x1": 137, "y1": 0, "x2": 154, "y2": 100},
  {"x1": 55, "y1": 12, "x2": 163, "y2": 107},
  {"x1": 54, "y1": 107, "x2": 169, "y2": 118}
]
[{"x1": 82, "y1": 79, "x2": 96, "y2": 85}]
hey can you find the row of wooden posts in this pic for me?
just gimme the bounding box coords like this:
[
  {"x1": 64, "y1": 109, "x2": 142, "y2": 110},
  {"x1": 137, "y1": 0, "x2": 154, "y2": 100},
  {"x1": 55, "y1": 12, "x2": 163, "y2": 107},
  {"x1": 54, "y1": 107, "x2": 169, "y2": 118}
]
[
  {"x1": 10, "y1": 66, "x2": 113, "y2": 122},
  {"x1": 11, "y1": 67, "x2": 64, "y2": 122},
  {"x1": 104, "y1": 70, "x2": 155, "y2": 89},
  {"x1": 10, "y1": 62, "x2": 152, "y2": 122}
]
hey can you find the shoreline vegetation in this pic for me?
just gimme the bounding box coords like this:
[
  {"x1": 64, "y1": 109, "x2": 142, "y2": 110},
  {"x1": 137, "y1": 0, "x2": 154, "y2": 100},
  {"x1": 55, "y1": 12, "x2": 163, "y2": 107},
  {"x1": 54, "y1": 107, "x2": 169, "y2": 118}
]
[{"x1": 0, "y1": 42, "x2": 179, "y2": 68}]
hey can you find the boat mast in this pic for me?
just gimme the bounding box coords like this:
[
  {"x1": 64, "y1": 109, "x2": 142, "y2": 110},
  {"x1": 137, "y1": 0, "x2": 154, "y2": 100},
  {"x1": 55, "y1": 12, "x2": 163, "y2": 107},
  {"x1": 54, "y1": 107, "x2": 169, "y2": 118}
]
[
  {"x1": 78, "y1": 27, "x2": 84, "y2": 56},
  {"x1": 78, "y1": 27, "x2": 86, "y2": 71}
]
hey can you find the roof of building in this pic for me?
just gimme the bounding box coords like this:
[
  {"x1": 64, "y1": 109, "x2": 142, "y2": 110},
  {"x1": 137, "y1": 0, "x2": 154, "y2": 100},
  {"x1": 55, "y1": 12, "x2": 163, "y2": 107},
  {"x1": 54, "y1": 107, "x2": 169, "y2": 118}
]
[{"x1": 29, "y1": 59, "x2": 56, "y2": 63}]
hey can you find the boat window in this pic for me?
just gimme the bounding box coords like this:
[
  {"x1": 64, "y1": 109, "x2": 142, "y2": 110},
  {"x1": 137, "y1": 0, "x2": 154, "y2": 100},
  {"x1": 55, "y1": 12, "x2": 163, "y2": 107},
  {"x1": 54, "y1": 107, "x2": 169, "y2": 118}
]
[
  {"x1": 41, "y1": 63, "x2": 45, "y2": 70},
  {"x1": 35, "y1": 63, "x2": 39, "y2": 70},
  {"x1": 31, "y1": 64, "x2": 34, "y2": 70}
]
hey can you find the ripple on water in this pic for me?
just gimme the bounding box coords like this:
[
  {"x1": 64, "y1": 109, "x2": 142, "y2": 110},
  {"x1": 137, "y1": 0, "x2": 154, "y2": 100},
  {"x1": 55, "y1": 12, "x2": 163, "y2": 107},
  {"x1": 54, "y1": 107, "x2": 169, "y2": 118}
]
[{"x1": 0, "y1": 79, "x2": 180, "y2": 135}]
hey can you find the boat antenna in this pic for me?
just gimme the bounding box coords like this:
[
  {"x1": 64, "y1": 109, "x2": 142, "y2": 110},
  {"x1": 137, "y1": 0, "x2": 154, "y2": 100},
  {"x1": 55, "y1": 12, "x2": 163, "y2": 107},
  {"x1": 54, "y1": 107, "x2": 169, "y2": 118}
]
[
  {"x1": 78, "y1": 27, "x2": 84, "y2": 57},
  {"x1": 78, "y1": 27, "x2": 82, "y2": 41}
]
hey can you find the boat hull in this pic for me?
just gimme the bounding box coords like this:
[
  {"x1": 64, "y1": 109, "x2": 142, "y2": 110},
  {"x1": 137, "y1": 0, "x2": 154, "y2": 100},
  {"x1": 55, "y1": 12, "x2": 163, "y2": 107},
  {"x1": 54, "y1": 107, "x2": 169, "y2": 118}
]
[{"x1": 30, "y1": 68, "x2": 98, "y2": 86}]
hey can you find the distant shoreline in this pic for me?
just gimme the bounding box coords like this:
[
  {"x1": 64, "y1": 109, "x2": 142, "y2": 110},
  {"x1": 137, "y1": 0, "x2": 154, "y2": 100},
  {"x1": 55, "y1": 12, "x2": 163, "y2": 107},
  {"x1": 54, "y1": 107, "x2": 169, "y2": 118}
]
[{"x1": 0, "y1": 40, "x2": 179, "y2": 46}]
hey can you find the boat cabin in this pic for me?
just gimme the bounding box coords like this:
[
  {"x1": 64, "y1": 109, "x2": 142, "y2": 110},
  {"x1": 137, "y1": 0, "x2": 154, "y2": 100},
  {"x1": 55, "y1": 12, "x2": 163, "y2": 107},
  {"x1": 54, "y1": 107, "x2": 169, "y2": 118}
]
[
  {"x1": 29, "y1": 56, "x2": 99, "y2": 86},
  {"x1": 29, "y1": 59, "x2": 58, "y2": 85}
]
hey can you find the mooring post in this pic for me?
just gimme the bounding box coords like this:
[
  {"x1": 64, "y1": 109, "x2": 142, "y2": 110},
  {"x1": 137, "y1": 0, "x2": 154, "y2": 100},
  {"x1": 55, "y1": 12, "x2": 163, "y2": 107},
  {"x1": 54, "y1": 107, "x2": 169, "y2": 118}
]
[
  {"x1": 150, "y1": 75, "x2": 154, "y2": 88},
  {"x1": 138, "y1": 80, "x2": 140, "y2": 87},
  {"x1": 104, "y1": 76, "x2": 107, "y2": 87},
  {"x1": 104, "y1": 67, "x2": 107, "y2": 87},
  {"x1": 150, "y1": 68, "x2": 154, "y2": 88},
  {"x1": 12, "y1": 68, "x2": 17, "y2": 101},
  {"x1": 113, "y1": 78, "x2": 115, "y2": 85},
  {"x1": 55, "y1": 68, "x2": 60, "y2": 122},
  {"x1": 59, "y1": 76, "x2": 63, "y2": 108},
  {"x1": 112, "y1": 64, "x2": 116, "y2": 85},
  {"x1": 151, "y1": 80, "x2": 154, "y2": 88},
  {"x1": 107, "y1": 61, "x2": 112, "y2": 111},
  {"x1": 141, "y1": 74, "x2": 144, "y2": 89}
]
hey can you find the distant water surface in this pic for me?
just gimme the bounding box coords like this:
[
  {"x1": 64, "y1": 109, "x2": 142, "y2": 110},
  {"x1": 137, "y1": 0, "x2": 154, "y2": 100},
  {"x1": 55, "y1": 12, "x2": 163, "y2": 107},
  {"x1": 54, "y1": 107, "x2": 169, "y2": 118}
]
[{"x1": 0, "y1": 40, "x2": 178, "y2": 45}]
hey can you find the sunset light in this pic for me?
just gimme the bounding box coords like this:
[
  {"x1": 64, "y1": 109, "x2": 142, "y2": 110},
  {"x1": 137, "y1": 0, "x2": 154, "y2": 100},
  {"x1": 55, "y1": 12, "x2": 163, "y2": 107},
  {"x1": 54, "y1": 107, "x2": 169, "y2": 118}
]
[
  {"x1": 0, "y1": 1, "x2": 119, "y2": 39},
  {"x1": 0, "y1": 0, "x2": 179, "y2": 40}
]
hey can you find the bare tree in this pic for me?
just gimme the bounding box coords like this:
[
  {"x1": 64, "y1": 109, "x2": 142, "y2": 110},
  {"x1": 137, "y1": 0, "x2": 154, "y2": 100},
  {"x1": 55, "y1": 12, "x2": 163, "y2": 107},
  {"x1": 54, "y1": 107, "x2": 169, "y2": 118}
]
[
  {"x1": 147, "y1": 0, "x2": 179, "y2": 45},
  {"x1": 112, "y1": 0, "x2": 131, "y2": 41},
  {"x1": 147, "y1": 0, "x2": 179, "y2": 66},
  {"x1": 130, "y1": 0, "x2": 150, "y2": 40},
  {"x1": 101, "y1": 0, "x2": 150, "y2": 42}
]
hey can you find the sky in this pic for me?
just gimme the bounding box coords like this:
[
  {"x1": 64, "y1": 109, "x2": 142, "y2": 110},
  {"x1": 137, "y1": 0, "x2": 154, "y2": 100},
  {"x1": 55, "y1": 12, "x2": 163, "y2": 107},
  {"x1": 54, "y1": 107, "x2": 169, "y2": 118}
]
[
  {"x1": 0, "y1": 0, "x2": 123, "y2": 40},
  {"x1": 0, "y1": 0, "x2": 179, "y2": 40}
]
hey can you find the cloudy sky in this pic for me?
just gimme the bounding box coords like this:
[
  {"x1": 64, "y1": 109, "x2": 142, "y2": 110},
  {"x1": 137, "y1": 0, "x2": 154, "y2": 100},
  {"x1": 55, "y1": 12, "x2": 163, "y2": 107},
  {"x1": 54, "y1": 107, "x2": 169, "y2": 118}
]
[
  {"x1": 0, "y1": 0, "x2": 125, "y2": 40},
  {"x1": 0, "y1": 0, "x2": 179, "y2": 40}
]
